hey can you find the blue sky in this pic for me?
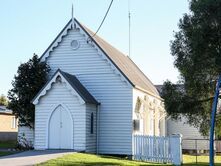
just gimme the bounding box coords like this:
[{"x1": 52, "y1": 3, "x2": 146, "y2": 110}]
[{"x1": 0, "y1": 0, "x2": 189, "y2": 96}]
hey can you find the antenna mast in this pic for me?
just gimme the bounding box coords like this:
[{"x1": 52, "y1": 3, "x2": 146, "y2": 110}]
[{"x1": 128, "y1": 0, "x2": 131, "y2": 58}]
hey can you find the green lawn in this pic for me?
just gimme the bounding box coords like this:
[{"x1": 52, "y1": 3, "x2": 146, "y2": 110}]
[
  {"x1": 183, "y1": 154, "x2": 221, "y2": 166},
  {"x1": 38, "y1": 153, "x2": 221, "y2": 166},
  {"x1": 0, "y1": 141, "x2": 17, "y2": 157},
  {"x1": 38, "y1": 153, "x2": 166, "y2": 166},
  {"x1": 0, "y1": 151, "x2": 16, "y2": 157},
  {"x1": 0, "y1": 141, "x2": 16, "y2": 149}
]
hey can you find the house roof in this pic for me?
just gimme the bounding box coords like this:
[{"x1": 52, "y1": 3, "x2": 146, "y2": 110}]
[
  {"x1": 0, "y1": 105, "x2": 6, "y2": 111},
  {"x1": 76, "y1": 20, "x2": 159, "y2": 97},
  {"x1": 155, "y1": 85, "x2": 164, "y2": 94},
  {"x1": 41, "y1": 18, "x2": 160, "y2": 97},
  {"x1": 0, "y1": 105, "x2": 13, "y2": 115},
  {"x1": 60, "y1": 70, "x2": 99, "y2": 105},
  {"x1": 155, "y1": 84, "x2": 184, "y2": 95},
  {"x1": 32, "y1": 69, "x2": 99, "y2": 105}
]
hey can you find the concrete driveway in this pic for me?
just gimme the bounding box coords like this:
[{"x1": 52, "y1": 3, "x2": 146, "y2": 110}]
[{"x1": 0, "y1": 150, "x2": 75, "y2": 166}]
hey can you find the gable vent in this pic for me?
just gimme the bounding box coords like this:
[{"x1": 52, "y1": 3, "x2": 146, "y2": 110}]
[{"x1": 71, "y1": 40, "x2": 80, "y2": 50}]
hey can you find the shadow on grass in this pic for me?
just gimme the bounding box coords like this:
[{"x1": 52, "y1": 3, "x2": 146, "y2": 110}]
[
  {"x1": 182, "y1": 163, "x2": 221, "y2": 166},
  {"x1": 96, "y1": 155, "x2": 172, "y2": 165},
  {"x1": 42, "y1": 162, "x2": 169, "y2": 166},
  {"x1": 98, "y1": 155, "x2": 162, "y2": 165},
  {"x1": 42, "y1": 162, "x2": 126, "y2": 166}
]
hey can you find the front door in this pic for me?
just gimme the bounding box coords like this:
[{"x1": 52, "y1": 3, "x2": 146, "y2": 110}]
[{"x1": 49, "y1": 105, "x2": 72, "y2": 149}]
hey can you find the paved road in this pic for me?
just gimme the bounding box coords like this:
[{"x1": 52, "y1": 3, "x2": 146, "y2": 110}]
[{"x1": 0, "y1": 150, "x2": 75, "y2": 166}]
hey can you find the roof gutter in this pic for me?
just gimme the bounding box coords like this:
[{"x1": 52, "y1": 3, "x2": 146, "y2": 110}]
[{"x1": 0, "y1": 112, "x2": 14, "y2": 116}]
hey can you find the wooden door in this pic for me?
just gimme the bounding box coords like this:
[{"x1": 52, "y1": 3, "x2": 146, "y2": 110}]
[{"x1": 49, "y1": 106, "x2": 72, "y2": 149}]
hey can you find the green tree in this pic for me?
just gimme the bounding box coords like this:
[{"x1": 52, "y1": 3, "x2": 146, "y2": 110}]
[
  {"x1": 8, "y1": 54, "x2": 50, "y2": 127},
  {"x1": 0, "y1": 94, "x2": 8, "y2": 106},
  {"x1": 162, "y1": 0, "x2": 221, "y2": 136}
]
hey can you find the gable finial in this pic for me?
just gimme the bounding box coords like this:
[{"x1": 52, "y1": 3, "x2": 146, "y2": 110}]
[{"x1": 71, "y1": 3, "x2": 75, "y2": 29}]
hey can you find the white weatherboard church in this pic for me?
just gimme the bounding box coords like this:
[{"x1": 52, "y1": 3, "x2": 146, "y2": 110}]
[{"x1": 18, "y1": 17, "x2": 166, "y2": 156}]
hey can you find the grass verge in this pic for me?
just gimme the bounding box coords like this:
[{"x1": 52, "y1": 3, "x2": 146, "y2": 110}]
[
  {"x1": 38, "y1": 153, "x2": 221, "y2": 166},
  {"x1": 183, "y1": 154, "x2": 221, "y2": 166},
  {"x1": 38, "y1": 153, "x2": 167, "y2": 166},
  {"x1": 0, "y1": 141, "x2": 16, "y2": 149},
  {"x1": 0, "y1": 151, "x2": 16, "y2": 157}
]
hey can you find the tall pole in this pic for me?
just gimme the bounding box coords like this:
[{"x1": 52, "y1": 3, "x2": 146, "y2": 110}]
[
  {"x1": 72, "y1": 3, "x2": 75, "y2": 28},
  {"x1": 128, "y1": 0, "x2": 131, "y2": 58},
  {"x1": 209, "y1": 75, "x2": 221, "y2": 166}
]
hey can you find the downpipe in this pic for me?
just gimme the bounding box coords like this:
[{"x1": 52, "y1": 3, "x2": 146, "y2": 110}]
[{"x1": 96, "y1": 105, "x2": 100, "y2": 154}]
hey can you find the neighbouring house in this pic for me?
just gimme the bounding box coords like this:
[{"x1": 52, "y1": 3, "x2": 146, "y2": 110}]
[
  {"x1": 18, "y1": 18, "x2": 166, "y2": 156},
  {"x1": 166, "y1": 116, "x2": 209, "y2": 152},
  {"x1": 155, "y1": 85, "x2": 209, "y2": 152},
  {"x1": 0, "y1": 105, "x2": 18, "y2": 141}
]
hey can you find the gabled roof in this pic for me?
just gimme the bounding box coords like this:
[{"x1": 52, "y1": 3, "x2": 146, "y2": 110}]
[
  {"x1": 60, "y1": 70, "x2": 99, "y2": 105},
  {"x1": 32, "y1": 69, "x2": 99, "y2": 105},
  {"x1": 40, "y1": 18, "x2": 160, "y2": 97}
]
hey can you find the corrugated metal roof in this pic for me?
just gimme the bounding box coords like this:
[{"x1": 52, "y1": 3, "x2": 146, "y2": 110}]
[
  {"x1": 60, "y1": 70, "x2": 99, "y2": 105},
  {"x1": 32, "y1": 69, "x2": 99, "y2": 105},
  {"x1": 75, "y1": 19, "x2": 159, "y2": 96},
  {"x1": 41, "y1": 19, "x2": 160, "y2": 97}
]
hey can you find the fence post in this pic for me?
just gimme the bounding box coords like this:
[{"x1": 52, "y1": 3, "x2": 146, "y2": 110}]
[
  {"x1": 195, "y1": 139, "x2": 198, "y2": 164},
  {"x1": 170, "y1": 134, "x2": 182, "y2": 165},
  {"x1": 132, "y1": 135, "x2": 134, "y2": 159}
]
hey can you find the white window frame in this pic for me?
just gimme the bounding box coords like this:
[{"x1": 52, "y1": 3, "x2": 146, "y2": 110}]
[{"x1": 11, "y1": 117, "x2": 17, "y2": 129}]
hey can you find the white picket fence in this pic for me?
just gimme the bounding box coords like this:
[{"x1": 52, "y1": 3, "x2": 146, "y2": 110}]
[{"x1": 133, "y1": 135, "x2": 182, "y2": 165}]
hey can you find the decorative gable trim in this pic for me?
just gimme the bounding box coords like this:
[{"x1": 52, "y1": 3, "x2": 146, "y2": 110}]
[
  {"x1": 40, "y1": 19, "x2": 132, "y2": 87},
  {"x1": 32, "y1": 69, "x2": 85, "y2": 105},
  {"x1": 41, "y1": 20, "x2": 72, "y2": 62}
]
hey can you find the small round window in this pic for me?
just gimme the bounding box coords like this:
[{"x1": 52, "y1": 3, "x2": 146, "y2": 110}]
[{"x1": 71, "y1": 40, "x2": 80, "y2": 50}]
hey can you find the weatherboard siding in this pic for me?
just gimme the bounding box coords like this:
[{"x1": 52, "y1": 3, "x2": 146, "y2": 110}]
[
  {"x1": 35, "y1": 81, "x2": 86, "y2": 151},
  {"x1": 86, "y1": 104, "x2": 97, "y2": 153},
  {"x1": 45, "y1": 28, "x2": 133, "y2": 155}
]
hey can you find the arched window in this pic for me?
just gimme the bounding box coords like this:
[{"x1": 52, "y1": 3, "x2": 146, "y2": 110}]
[{"x1": 90, "y1": 113, "x2": 94, "y2": 134}]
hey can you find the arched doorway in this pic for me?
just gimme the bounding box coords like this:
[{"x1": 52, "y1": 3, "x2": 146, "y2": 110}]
[{"x1": 48, "y1": 105, "x2": 73, "y2": 149}]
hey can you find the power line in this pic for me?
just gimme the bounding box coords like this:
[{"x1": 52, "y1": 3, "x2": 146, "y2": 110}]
[{"x1": 91, "y1": 0, "x2": 114, "y2": 38}]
